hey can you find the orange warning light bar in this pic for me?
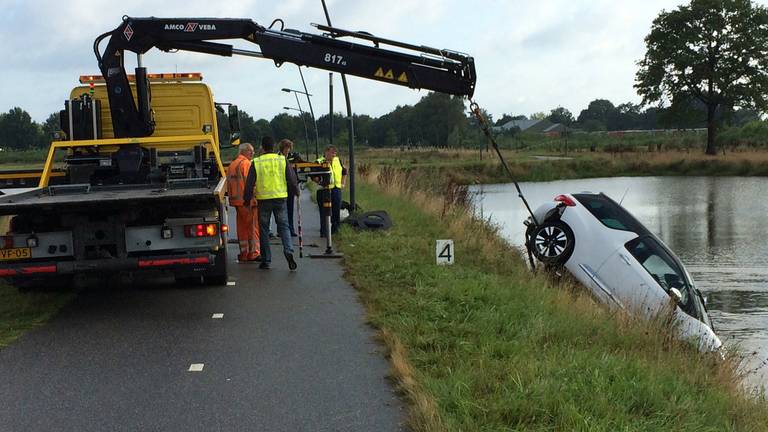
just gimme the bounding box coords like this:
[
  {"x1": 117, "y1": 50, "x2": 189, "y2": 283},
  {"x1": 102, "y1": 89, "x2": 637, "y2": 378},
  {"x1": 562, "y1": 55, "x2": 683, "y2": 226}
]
[{"x1": 79, "y1": 72, "x2": 203, "y2": 84}]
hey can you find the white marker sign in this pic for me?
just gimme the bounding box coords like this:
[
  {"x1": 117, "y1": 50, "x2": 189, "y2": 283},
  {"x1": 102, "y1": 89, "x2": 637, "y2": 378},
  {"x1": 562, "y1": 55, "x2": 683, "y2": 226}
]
[{"x1": 436, "y1": 239, "x2": 454, "y2": 265}]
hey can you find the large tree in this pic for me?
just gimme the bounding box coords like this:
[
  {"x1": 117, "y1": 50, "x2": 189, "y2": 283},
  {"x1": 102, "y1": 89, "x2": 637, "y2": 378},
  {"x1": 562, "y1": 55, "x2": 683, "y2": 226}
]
[
  {"x1": 636, "y1": 0, "x2": 768, "y2": 154},
  {"x1": 548, "y1": 107, "x2": 574, "y2": 126},
  {"x1": 0, "y1": 107, "x2": 42, "y2": 150},
  {"x1": 577, "y1": 99, "x2": 617, "y2": 131}
]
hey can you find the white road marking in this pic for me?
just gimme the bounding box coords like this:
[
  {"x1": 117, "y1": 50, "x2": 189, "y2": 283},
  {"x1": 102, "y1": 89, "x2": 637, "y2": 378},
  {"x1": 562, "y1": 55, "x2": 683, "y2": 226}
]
[
  {"x1": 227, "y1": 281, "x2": 236, "y2": 286},
  {"x1": 188, "y1": 363, "x2": 204, "y2": 372},
  {"x1": 212, "y1": 313, "x2": 224, "y2": 319}
]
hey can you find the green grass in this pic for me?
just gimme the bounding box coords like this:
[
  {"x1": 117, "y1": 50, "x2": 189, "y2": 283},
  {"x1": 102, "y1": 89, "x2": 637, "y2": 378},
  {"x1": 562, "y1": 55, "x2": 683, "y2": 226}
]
[
  {"x1": 357, "y1": 148, "x2": 768, "y2": 185},
  {"x1": 0, "y1": 282, "x2": 75, "y2": 347},
  {"x1": 338, "y1": 178, "x2": 768, "y2": 431},
  {"x1": 0, "y1": 149, "x2": 51, "y2": 169}
]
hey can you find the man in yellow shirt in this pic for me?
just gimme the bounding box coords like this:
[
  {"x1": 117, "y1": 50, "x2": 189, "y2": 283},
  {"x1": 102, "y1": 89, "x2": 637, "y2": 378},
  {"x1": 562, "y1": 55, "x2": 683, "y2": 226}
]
[
  {"x1": 243, "y1": 136, "x2": 300, "y2": 270},
  {"x1": 315, "y1": 145, "x2": 346, "y2": 238}
]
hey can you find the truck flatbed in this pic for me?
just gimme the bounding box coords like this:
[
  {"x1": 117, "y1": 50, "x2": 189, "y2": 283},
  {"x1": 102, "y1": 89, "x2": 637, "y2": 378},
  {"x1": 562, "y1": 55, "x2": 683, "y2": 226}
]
[{"x1": 0, "y1": 179, "x2": 224, "y2": 215}]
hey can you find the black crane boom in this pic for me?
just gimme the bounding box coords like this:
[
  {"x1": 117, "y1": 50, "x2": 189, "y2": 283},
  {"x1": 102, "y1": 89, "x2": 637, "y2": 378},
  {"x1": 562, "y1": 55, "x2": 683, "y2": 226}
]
[{"x1": 95, "y1": 16, "x2": 477, "y2": 138}]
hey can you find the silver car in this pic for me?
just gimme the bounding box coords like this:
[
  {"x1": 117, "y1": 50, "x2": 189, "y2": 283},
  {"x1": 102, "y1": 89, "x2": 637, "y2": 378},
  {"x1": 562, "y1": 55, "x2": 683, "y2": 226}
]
[{"x1": 524, "y1": 192, "x2": 721, "y2": 352}]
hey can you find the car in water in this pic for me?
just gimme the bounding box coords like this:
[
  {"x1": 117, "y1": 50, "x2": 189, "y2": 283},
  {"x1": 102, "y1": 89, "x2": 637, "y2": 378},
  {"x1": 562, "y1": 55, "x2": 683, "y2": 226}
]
[{"x1": 524, "y1": 192, "x2": 721, "y2": 352}]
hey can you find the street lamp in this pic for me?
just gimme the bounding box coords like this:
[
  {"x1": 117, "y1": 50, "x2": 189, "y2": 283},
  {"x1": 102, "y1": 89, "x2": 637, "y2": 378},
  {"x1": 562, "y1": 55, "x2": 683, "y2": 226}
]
[
  {"x1": 283, "y1": 106, "x2": 310, "y2": 156},
  {"x1": 282, "y1": 85, "x2": 319, "y2": 159}
]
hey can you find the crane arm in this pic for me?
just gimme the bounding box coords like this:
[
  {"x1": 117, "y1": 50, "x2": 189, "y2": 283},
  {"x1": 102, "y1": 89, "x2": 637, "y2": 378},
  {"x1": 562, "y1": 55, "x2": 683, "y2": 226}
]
[{"x1": 95, "y1": 16, "x2": 476, "y2": 138}]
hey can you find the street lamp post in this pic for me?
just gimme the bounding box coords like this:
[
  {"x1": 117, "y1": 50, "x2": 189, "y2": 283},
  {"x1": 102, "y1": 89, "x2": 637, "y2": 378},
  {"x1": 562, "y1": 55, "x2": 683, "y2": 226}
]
[
  {"x1": 283, "y1": 106, "x2": 310, "y2": 157},
  {"x1": 282, "y1": 87, "x2": 319, "y2": 159}
]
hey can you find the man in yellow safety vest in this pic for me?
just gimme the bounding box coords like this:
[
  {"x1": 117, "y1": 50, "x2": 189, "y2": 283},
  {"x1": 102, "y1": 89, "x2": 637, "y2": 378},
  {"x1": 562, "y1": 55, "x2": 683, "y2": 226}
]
[
  {"x1": 314, "y1": 145, "x2": 346, "y2": 237},
  {"x1": 243, "y1": 136, "x2": 299, "y2": 270}
]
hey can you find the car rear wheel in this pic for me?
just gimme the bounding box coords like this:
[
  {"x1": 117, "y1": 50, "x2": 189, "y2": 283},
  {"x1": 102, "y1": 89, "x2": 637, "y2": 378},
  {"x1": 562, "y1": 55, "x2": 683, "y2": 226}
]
[{"x1": 530, "y1": 221, "x2": 575, "y2": 265}]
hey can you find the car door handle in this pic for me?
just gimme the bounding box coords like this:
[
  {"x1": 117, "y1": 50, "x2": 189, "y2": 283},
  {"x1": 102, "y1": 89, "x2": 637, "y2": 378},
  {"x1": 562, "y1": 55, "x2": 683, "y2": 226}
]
[{"x1": 619, "y1": 254, "x2": 632, "y2": 266}]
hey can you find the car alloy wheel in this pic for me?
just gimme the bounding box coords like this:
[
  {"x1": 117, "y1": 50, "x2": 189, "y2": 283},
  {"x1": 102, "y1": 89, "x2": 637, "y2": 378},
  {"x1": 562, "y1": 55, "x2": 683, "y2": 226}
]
[{"x1": 531, "y1": 221, "x2": 575, "y2": 265}]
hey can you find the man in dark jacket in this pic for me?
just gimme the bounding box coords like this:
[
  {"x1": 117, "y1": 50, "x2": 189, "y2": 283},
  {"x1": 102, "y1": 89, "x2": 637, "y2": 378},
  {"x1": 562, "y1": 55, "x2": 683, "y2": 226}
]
[{"x1": 244, "y1": 136, "x2": 300, "y2": 270}]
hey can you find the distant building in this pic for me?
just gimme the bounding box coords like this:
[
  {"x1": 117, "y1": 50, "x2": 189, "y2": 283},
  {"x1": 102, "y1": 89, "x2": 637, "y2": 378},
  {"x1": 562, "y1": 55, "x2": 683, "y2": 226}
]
[{"x1": 493, "y1": 118, "x2": 566, "y2": 134}]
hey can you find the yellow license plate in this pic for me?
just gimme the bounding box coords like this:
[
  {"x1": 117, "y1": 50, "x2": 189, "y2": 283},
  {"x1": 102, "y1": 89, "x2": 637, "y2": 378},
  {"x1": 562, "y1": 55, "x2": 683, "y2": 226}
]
[{"x1": 0, "y1": 247, "x2": 32, "y2": 261}]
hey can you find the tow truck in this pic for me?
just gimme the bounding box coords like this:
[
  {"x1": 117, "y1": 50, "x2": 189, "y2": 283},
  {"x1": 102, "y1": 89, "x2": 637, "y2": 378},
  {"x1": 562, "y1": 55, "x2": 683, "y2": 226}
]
[{"x1": 0, "y1": 16, "x2": 476, "y2": 287}]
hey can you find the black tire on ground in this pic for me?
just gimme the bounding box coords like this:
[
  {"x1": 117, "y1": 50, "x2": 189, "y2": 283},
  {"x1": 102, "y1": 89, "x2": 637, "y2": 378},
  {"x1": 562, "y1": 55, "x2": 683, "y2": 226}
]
[
  {"x1": 530, "y1": 221, "x2": 575, "y2": 266},
  {"x1": 203, "y1": 247, "x2": 228, "y2": 286},
  {"x1": 13, "y1": 275, "x2": 74, "y2": 292}
]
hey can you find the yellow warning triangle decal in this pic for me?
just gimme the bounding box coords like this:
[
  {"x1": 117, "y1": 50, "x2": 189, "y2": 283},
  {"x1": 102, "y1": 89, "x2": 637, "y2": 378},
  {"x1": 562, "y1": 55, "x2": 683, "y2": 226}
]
[
  {"x1": 384, "y1": 69, "x2": 395, "y2": 79},
  {"x1": 374, "y1": 67, "x2": 385, "y2": 78},
  {"x1": 398, "y1": 72, "x2": 408, "y2": 83}
]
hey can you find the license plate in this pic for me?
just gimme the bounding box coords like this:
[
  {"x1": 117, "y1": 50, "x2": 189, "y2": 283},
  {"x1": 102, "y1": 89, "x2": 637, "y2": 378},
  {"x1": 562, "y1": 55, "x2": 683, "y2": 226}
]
[{"x1": 0, "y1": 247, "x2": 32, "y2": 261}]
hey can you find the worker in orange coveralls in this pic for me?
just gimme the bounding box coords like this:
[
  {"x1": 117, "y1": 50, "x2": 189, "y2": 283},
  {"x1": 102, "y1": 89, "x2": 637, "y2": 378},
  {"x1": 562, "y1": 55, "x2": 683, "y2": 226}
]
[{"x1": 226, "y1": 142, "x2": 260, "y2": 262}]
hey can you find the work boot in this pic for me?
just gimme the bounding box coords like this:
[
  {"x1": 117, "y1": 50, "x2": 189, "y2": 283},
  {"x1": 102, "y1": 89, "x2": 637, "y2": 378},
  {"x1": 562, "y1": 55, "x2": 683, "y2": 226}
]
[{"x1": 285, "y1": 253, "x2": 297, "y2": 271}]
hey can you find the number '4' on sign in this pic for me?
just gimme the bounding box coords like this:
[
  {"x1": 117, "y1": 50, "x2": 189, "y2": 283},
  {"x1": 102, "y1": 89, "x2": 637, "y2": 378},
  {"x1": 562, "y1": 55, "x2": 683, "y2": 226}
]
[{"x1": 436, "y1": 239, "x2": 454, "y2": 265}]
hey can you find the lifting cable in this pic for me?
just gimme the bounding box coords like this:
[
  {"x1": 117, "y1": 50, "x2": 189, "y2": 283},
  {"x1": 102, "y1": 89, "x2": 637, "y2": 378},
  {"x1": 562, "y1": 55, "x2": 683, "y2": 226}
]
[
  {"x1": 468, "y1": 99, "x2": 539, "y2": 269},
  {"x1": 468, "y1": 99, "x2": 539, "y2": 226}
]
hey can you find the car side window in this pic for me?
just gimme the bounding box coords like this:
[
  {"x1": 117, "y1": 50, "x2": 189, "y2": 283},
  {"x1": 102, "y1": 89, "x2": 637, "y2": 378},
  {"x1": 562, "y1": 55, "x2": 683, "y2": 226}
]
[{"x1": 625, "y1": 237, "x2": 691, "y2": 309}]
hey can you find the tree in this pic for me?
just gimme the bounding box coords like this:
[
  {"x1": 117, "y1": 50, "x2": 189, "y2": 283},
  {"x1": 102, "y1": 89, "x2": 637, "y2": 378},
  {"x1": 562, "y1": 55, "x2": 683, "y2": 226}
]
[
  {"x1": 269, "y1": 113, "x2": 303, "y2": 143},
  {"x1": 636, "y1": 0, "x2": 768, "y2": 155},
  {"x1": 529, "y1": 111, "x2": 548, "y2": 120},
  {"x1": 577, "y1": 99, "x2": 617, "y2": 130},
  {"x1": 41, "y1": 112, "x2": 60, "y2": 144},
  {"x1": 0, "y1": 107, "x2": 42, "y2": 150},
  {"x1": 548, "y1": 107, "x2": 574, "y2": 126},
  {"x1": 410, "y1": 92, "x2": 467, "y2": 147},
  {"x1": 615, "y1": 103, "x2": 643, "y2": 130}
]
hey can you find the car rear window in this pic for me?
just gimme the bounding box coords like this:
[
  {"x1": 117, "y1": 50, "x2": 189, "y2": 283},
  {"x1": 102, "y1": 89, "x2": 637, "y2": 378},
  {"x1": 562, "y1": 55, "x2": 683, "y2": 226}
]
[{"x1": 573, "y1": 193, "x2": 644, "y2": 233}]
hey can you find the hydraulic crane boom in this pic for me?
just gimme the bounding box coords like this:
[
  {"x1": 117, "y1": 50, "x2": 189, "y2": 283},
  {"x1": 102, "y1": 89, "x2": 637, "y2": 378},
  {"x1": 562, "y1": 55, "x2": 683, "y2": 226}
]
[{"x1": 95, "y1": 16, "x2": 477, "y2": 138}]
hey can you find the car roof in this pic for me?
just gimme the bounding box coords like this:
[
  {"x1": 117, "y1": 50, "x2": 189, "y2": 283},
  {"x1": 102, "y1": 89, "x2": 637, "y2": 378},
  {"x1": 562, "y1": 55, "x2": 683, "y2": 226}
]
[{"x1": 572, "y1": 192, "x2": 687, "y2": 268}]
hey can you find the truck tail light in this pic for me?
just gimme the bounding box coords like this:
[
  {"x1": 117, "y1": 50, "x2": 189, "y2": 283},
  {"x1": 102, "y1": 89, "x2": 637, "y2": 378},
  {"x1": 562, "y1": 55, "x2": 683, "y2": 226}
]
[
  {"x1": 184, "y1": 224, "x2": 218, "y2": 238},
  {"x1": 554, "y1": 194, "x2": 576, "y2": 207},
  {"x1": 1, "y1": 236, "x2": 13, "y2": 249}
]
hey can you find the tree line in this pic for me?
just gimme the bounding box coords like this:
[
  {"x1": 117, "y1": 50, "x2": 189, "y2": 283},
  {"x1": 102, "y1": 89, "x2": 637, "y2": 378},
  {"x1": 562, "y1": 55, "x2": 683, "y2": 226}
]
[{"x1": 1, "y1": 89, "x2": 761, "y2": 154}]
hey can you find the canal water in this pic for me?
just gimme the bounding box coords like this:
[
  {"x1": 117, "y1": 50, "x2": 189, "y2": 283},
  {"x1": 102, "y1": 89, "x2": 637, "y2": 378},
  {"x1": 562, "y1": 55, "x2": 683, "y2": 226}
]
[{"x1": 470, "y1": 177, "x2": 768, "y2": 388}]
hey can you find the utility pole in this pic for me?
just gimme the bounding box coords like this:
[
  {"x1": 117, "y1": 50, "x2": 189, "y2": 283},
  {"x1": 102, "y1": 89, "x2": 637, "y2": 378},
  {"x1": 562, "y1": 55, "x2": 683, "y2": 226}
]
[
  {"x1": 329, "y1": 73, "x2": 333, "y2": 147},
  {"x1": 321, "y1": 0, "x2": 356, "y2": 212}
]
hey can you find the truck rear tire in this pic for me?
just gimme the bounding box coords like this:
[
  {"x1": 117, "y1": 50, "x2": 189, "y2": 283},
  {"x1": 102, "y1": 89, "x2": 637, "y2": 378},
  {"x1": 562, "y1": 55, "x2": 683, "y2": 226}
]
[{"x1": 203, "y1": 247, "x2": 228, "y2": 286}]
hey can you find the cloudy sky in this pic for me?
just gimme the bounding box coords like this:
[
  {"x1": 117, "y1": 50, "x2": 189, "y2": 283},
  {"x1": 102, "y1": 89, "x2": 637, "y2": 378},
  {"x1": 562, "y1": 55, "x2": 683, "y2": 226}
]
[{"x1": 0, "y1": 0, "x2": 736, "y2": 123}]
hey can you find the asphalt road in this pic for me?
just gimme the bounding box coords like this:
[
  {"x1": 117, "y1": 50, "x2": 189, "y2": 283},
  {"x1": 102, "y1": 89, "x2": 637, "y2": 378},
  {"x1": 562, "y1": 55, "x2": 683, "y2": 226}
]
[{"x1": 0, "y1": 193, "x2": 404, "y2": 431}]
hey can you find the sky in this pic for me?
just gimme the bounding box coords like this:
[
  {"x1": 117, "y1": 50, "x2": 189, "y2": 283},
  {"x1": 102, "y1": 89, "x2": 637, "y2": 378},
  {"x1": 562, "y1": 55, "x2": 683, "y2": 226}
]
[{"x1": 0, "y1": 0, "x2": 743, "y2": 123}]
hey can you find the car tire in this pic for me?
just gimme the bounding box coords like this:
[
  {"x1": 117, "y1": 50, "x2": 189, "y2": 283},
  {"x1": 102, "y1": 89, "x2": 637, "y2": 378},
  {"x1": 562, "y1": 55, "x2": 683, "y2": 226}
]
[{"x1": 530, "y1": 221, "x2": 575, "y2": 266}]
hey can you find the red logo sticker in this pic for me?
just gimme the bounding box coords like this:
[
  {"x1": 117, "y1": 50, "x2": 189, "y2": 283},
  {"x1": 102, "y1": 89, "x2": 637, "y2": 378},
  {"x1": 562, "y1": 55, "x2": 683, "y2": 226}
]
[
  {"x1": 184, "y1": 22, "x2": 198, "y2": 32},
  {"x1": 123, "y1": 24, "x2": 134, "y2": 41}
]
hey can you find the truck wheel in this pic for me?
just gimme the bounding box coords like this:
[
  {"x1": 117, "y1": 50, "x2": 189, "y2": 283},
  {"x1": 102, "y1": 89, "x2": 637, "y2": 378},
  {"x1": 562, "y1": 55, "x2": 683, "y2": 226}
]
[{"x1": 203, "y1": 247, "x2": 228, "y2": 286}]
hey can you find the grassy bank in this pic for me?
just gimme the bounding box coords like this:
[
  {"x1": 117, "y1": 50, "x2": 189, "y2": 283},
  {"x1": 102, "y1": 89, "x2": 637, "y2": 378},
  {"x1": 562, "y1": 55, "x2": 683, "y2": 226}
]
[
  {"x1": 0, "y1": 283, "x2": 74, "y2": 347},
  {"x1": 358, "y1": 148, "x2": 768, "y2": 185},
  {"x1": 338, "y1": 170, "x2": 768, "y2": 431},
  {"x1": 0, "y1": 149, "x2": 50, "y2": 170}
]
